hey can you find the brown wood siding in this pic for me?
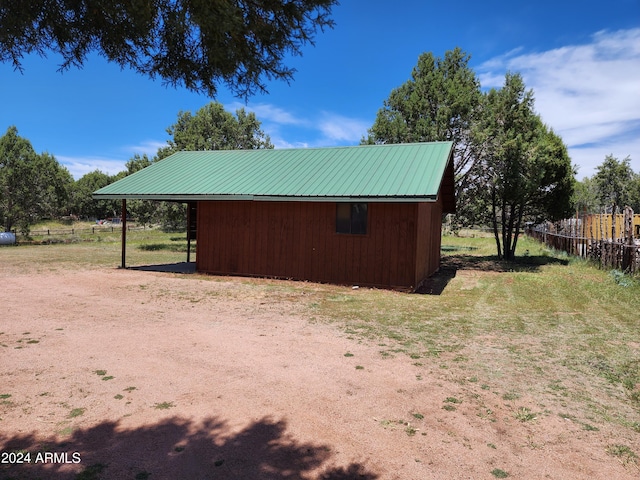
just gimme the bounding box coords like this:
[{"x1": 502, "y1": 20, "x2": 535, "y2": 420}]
[
  {"x1": 196, "y1": 201, "x2": 424, "y2": 289},
  {"x1": 440, "y1": 154, "x2": 456, "y2": 214},
  {"x1": 414, "y1": 200, "x2": 444, "y2": 285}
]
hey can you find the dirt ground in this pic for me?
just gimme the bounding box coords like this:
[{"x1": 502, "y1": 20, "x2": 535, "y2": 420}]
[{"x1": 1, "y1": 265, "x2": 638, "y2": 479}]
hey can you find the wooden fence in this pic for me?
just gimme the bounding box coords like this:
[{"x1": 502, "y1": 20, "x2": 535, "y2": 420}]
[
  {"x1": 13, "y1": 225, "x2": 147, "y2": 238},
  {"x1": 527, "y1": 207, "x2": 640, "y2": 275}
]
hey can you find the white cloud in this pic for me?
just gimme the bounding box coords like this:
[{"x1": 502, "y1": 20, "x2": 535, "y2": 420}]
[
  {"x1": 57, "y1": 155, "x2": 126, "y2": 179},
  {"x1": 570, "y1": 137, "x2": 639, "y2": 180},
  {"x1": 478, "y1": 28, "x2": 640, "y2": 177},
  {"x1": 228, "y1": 101, "x2": 370, "y2": 147},
  {"x1": 226, "y1": 101, "x2": 306, "y2": 126},
  {"x1": 317, "y1": 112, "x2": 370, "y2": 143},
  {"x1": 125, "y1": 140, "x2": 166, "y2": 157},
  {"x1": 271, "y1": 138, "x2": 311, "y2": 149}
]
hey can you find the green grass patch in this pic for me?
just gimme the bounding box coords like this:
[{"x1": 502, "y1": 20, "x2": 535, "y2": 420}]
[
  {"x1": 138, "y1": 242, "x2": 191, "y2": 252},
  {"x1": 491, "y1": 468, "x2": 509, "y2": 478},
  {"x1": 75, "y1": 463, "x2": 108, "y2": 480},
  {"x1": 69, "y1": 407, "x2": 86, "y2": 418},
  {"x1": 58, "y1": 426, "x2": 75, "y2": 436},
  {"x1": 606, "y1": 444, "x2": 638, "y2": 466},
  {"x1": 308, "y1": 233, "x2": 640, "y2": 431},
  {"x1": 502, "y1": 392, "x2": 520, "y2": 401},
  {"x1": 514, "y1": 407, "x2": 537, "y2": 422},
  {"x1": 6, "y1": 222, "x2": 193, "y2": 271},
  {"x1": 153, "y1": 401, "x2": 175, "y2": 410}
]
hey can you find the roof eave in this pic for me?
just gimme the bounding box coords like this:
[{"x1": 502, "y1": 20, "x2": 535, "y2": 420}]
[{"x1": 92, "y1": 194, "x2": 439, "y2": 203}]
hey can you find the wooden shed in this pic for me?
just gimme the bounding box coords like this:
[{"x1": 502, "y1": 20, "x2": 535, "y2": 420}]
[{"x1": 93, "y1": 142, "x2": 455, "y2": 290}]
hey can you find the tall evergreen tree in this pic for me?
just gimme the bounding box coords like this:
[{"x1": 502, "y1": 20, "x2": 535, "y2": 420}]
[
  {"x1": 471, "y1": 73, "x2": 574, "y2": 260},
  {"x1": 593, "y1": 155, "x2": 635, "y2": 213},
  {"x1": 158, "y1": 102, "x2": 273, "y2": 160},
  {"x1": 154, "y1": 102, "x2": 273, "y2": 230},
  {"x1": 364, "y1": 48, "x2": 482, "y2": 198},
  {"x1": 0, "y1": 126, "x2": 73, "y2": 233},
  {"x1": 71, "y1": 170, "x2": 119, "y2": 220}
]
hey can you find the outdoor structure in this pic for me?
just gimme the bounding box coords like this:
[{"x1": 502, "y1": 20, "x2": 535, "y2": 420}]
[
  {"x1": 529, "y1": 207, "x2": 640, "y2": 275},
  {"x1": 93, "y1": 142, "x2": 455, "y2": 290}
]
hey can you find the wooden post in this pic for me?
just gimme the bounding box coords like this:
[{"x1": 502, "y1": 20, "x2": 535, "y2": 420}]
[
  {"x1": 623, "y1": 206, "x2": 633, "y2": 272},
  {"x1": 121, "y1": 199, "x2": 127, "y2": 269},
  {"x1": 186, "y1": 202, "x2": 192, "y2": 263},
  {"x1": 599, "y1": 209, "x2": 605, "y2": 268}
]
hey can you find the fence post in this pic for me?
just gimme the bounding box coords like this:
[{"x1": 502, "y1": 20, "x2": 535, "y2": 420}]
[{"x1": 623, "y1": 206, "x2": 634, "y2": 272}]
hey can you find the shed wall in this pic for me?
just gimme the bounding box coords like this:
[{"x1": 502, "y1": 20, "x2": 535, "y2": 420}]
[
  {"x1": 196, "y1": 201, "x2": 432, "y2": 289},
  {"x1": 414, "y1": 201, "x2": 444, "y2": 285}
]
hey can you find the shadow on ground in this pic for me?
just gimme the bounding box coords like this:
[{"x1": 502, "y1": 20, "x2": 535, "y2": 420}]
[
  {"x1": 128, "y1": 262, "x2": 196, "y2": 274},
  {"x1": 0, "y1": 416, "x2": 377, "y2": 480},
  {"x1": 416, "y1": 253, "x2": 570, "y2": 295}
]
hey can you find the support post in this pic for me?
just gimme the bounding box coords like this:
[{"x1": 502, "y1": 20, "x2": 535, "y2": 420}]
[
  {"x1": 186, "y1": 202, "x2": 192, "y2": 263},
  {"x1": 121, "y1": 199, "x2": 127, "y2": 269}
]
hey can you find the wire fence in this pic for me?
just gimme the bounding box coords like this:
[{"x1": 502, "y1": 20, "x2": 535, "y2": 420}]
[{"x1": 13, "y1": 225, "x2": 147, "y2": 238}]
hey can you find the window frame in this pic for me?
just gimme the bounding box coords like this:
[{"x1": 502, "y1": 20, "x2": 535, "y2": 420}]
[{"x1": 335, "y1": 202, "x2": 368, "y2": 235}]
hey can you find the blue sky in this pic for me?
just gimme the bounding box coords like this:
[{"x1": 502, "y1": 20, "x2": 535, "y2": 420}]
[{"x1": 1, "y1": 1, "x2": 638, "y2": 180}]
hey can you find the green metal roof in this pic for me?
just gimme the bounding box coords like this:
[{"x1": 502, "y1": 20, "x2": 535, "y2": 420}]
[{"x1": 93, "y1": 142, "x2": 454, "y2": 202}]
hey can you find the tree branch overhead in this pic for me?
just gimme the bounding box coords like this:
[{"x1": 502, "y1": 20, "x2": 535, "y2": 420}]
[{"x1": 0, "y1": 0, "x2": 337, "y2": 98}]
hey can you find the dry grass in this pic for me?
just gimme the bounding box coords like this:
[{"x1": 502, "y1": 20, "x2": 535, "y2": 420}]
[
  {"x1": 2, "y1": 228, "x2": 639, "y2": 443},
  {"x1": 310, "y1": 234, "x2": 640, "y2": 434},
  {"x1": 2, "y1": 224, "x2": 190, "y2": 273}
]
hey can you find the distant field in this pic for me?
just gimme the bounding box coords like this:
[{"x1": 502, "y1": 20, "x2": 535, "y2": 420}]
[{"x1": 2, "y1": 222, "x2": 192, "y2": 270}]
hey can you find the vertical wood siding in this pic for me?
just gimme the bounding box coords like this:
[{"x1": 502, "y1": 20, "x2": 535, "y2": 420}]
[
  {"x1": 440, "y1": 155, "x2": 456, "y2": 214},
  {"x1": 414, "y1": 201, "x2": 444, "y2": 286},
  {"x1": 196, "y1": 201, "x2": 438, "y2": 289}
]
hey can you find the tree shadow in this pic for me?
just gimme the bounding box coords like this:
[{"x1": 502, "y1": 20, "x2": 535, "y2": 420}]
[
  {"x1": 416, "y1": 253, "x2": 570, "y2": 295},
  {"x1": 0, "y1": 416, "x2": 378, "y2": 480},
  {"x1": 443, "y1": 253, "x2": 569, "y2": 272}
]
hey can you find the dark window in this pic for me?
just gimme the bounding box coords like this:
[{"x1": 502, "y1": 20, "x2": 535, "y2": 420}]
[{"x1": 336, "y1": 203, "x2": 368, "y2": 234}]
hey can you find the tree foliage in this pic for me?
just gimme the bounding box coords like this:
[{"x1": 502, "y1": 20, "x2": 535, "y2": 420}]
[
  {"x1": 71, "y1": 169, "x2": 119, "y2": 220},
  {"x1": 0, "y1": 126, "x2": 73, "y2": 233},
  {"x1": 152, "y1": 101, "x2": 274, "y2": 230},
  {"x1": 572, "y1": 176, "x2": 600, "y2": 214},
  {"x1": 0, "y1": 0, "x2": 336, "y2": 98},
  {"x1": 470, "y1": 73, "x2": 574, "y2": 260},
  {"x1": 120, "y1": 154, "x2": 157, "y2": 226},
  {"x1": 573, "y1": 155, "x2": 639, "y2": 214},
  {"x1": 364, "y1": 51, "x2": 576, "y2": 260},
  {"x1": 364, "y1": 48, "x2": 482, "y2": 195},
  {"x1": 593, "y1": 155, "x2": 635, "y2": 213},
  {"x1": 158, "y1": 102, "x2": 273, "y2": 159}
]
